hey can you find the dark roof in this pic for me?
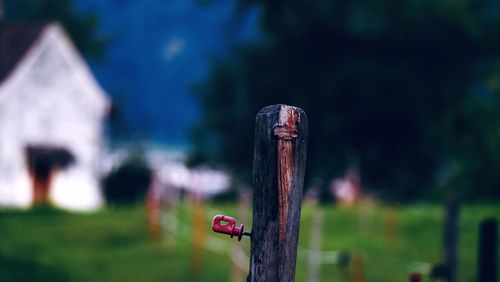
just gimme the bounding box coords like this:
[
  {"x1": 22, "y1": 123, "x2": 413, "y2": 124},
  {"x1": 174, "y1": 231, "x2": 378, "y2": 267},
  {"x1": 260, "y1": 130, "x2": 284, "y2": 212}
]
[{"x1": 0, "y1": 23, "x2": 47, "y2": 83}]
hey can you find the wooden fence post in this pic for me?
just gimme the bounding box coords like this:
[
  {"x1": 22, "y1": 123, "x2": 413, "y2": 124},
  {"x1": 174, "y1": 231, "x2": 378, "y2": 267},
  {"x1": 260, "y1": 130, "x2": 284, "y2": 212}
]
[
  {"x1": 409, "y1": 272, "x2": 422, "y2": 282},
  {"x1": 307, "y1": 207, "x2": 324, "y2": 282},
  {"x1": 230, "y1": 189, "x2": 251, "y2": 282},
  {"x1": 248, "y1": 104, "x2": 308, "y2": 282},
  {"x1": 352, "y1": 253, "x2": 366, "y2": 282},
  {"x1": 477, "y1": 217, "x2": 498, "y2": 282},
  {"x1": 443, "y1": 196, "x2": 460, "y2": 282},
  {"x1": 190, "y1": 195, "x2": 206, "y2": 275}
]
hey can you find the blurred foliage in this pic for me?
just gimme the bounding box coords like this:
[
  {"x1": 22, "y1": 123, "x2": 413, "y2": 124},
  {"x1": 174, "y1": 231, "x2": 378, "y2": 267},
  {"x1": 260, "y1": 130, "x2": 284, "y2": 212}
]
[
  {"x1": 102, "y1": 154, "x2": 152, "y2": 205},
  {"x1": 191, "y1": 0, "x2": 500, "y2": 201},
  {"x1": 3, "y1": 0, "x2": 107, "y2": 60}
]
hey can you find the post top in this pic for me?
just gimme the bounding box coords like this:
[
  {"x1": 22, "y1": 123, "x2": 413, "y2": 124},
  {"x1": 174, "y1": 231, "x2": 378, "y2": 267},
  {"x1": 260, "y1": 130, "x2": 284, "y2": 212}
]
[
  {"x1": 257, "y1": 104, "x2": 304, "y2": 116},
  {"x1": 256, "y1": 104, "x2": 307, "y2": 140}
]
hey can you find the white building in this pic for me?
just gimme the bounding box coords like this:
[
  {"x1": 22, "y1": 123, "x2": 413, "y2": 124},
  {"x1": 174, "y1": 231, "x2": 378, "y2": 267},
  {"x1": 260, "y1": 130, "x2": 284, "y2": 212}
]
[{"x1": 0, "y1": 22, "x2": 109, "y2": 210}]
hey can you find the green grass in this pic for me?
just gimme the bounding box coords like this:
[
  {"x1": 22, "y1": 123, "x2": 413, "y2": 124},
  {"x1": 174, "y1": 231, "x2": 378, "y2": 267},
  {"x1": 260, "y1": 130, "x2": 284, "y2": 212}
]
[{"x1": 0, "y1": 202, "x2": 498, "y2": 281}]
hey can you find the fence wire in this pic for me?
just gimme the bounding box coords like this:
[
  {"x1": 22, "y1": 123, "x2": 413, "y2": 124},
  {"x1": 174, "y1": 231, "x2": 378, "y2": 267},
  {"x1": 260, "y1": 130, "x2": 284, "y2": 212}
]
[{"x1": 159, "y1": 202, "x2": 345, "y2": 273}]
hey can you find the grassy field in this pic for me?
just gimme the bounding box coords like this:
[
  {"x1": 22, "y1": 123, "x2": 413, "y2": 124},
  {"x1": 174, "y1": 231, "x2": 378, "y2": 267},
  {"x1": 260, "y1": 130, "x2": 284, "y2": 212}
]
[{"x1": 0, "y1": 202, "x2": 498, "y2": 282}]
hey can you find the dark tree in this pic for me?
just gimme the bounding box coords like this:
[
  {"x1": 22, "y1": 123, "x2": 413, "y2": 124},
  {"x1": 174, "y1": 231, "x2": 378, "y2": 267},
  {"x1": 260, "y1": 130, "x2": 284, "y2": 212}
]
[
  {"x1": 3, "y1": 0, "x2": 107, "y2": 60},
  {"x1": 192, "y1": 0, "x2": 500, "y2": 200},
  {"x1": 103, "y1": 155, "x2": 152, "y2": 205}
]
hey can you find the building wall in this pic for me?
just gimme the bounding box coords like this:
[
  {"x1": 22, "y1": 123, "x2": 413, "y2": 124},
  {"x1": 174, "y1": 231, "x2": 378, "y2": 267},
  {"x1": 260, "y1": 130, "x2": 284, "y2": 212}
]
[{"x1": 0, "y1": 24, "x2": 108, "y2": 210}]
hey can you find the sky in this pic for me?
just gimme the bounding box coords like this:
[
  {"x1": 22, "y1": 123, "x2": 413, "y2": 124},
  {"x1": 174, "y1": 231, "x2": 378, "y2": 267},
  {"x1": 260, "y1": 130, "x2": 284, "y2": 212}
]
[{"x1": 74, "y1": 0, "x2": 260, "y2": 148}]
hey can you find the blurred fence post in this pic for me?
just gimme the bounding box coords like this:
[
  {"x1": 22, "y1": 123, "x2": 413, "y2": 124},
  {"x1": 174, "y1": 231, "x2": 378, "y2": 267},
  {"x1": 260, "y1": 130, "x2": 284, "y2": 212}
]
[
  {"x1": 352, "y1": 253, "x2": 365, "y2": 282},
  {"x1": 477, "y1": 217, "x2": 498, "y2": 282},
  {"x1": 443, "y1": 197, "x2": 460, "y2": 282},
  {"x1": 190, "y1": 195, "x2": 206, "y2": 275},
  {"x1": 230, "y1": 189, "x2": 251, "y2": 282},
  {"x1": 146, "y1": 175, "x2": 161, "y2": 239},
  {"x1": 409, "y1": 272, "x2": 422, "y2": 282},
  {"x1": 384, "y1": 204, "x2": 399, "y2": 249},
  {"x1": 307, "y1": 206, "x2": 324, "y2": 282},
  {"x1": 248, "y1": 105, "x2": 308, "y2": 282}
]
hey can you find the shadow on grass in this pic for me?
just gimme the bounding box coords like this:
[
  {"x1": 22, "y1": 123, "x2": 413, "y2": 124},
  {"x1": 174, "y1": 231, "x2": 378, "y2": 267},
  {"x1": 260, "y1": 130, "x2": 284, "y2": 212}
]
[
  {"x1": 0, "y1": 255, "x2": 69, "y2": 282},
  {"x1": 0, "y1": 204, "x2": 70, "y2": 216}
]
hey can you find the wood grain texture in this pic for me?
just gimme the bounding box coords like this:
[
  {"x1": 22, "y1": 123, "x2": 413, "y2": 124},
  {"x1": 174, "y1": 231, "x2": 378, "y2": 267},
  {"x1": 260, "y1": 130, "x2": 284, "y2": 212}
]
[
  {"x1": 275, "y1": 105, "x2": 298, "y2": 243},
  {"x1": 248, "y1": 104, "x2": 308, "y2": 282}
]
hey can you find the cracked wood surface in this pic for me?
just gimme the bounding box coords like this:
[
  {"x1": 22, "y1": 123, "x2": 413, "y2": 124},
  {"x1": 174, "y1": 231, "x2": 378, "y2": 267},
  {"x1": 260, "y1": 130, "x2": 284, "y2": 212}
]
[{"x1": 274, "y1": 106, "x2": 298, "y2": 243}]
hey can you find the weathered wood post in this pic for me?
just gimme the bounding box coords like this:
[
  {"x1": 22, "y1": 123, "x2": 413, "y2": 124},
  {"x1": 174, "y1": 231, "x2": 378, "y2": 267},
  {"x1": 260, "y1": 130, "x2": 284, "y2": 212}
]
[
  {"x1": 477, "y1": 217, "x2": 498, "y2": 282},
  {"x1": 248, "y1": 104, "x2": 308, "y2": 281}
]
